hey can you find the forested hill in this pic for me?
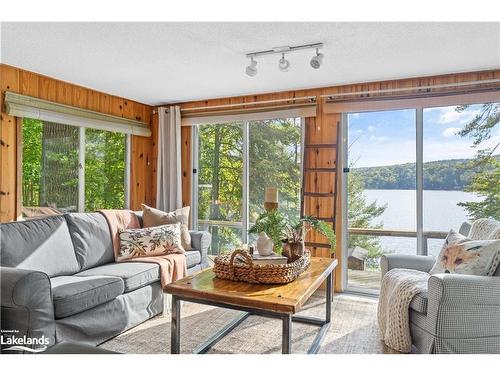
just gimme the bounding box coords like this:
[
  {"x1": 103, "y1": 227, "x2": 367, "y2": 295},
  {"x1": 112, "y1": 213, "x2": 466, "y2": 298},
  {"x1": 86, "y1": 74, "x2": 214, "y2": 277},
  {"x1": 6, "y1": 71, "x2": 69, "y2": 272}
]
[{"x1": 352, "y1": 156, "x2": 500, "y2": 191}]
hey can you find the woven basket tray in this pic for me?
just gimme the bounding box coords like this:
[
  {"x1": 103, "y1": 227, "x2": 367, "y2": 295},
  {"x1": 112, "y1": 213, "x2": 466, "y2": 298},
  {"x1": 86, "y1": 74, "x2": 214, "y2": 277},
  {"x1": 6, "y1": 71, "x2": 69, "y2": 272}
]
[{"x1": 213, "y1": 249, "x2": 311, "y2": 284}]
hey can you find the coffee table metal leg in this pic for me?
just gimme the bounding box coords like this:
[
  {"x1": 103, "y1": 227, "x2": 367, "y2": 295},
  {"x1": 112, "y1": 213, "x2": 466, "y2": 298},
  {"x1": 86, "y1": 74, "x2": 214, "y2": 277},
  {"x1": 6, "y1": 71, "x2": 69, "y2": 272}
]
[
  {"x1": 282, "y1": 314, "x2": 292, "y2": 354},
  {"x1": 171, "y1": 295, "x2": 181, "y2": 354},
  {"x1": 326, "y1": 271, "x2": 332, "y2": 323}
]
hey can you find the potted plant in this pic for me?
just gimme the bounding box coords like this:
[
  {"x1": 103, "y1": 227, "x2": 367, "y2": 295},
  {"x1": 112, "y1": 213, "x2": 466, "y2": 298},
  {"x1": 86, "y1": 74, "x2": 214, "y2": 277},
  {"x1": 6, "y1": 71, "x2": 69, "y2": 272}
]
[
  {"x1": 248, "y1": 209, "x2": 287, "y2": 254},
  {"x1": 282, "y1": 216, "x2": 336, "y2": 261},
  {"x1": 249, "y1": 210, "x2": 336, "y2": 259}
]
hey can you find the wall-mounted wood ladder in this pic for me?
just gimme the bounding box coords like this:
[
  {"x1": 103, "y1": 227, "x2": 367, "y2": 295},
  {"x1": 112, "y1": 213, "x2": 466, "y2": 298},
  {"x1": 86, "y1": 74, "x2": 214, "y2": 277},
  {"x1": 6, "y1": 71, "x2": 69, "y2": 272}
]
[{"x1": 301, "y1": 121, "x2": 340, "y2": 254}]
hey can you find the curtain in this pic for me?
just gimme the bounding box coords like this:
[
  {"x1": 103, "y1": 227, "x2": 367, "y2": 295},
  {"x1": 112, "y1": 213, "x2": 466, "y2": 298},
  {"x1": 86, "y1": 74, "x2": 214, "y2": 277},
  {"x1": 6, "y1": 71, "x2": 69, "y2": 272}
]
[{"x1": 156, "y1": 106, "x2": 182, "y2": 211}]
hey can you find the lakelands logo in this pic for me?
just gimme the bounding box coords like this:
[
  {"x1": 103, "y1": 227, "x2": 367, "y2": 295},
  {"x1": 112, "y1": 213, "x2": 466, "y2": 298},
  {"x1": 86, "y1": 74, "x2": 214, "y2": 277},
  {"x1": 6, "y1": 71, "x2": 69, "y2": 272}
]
[{"x1": 1, "y1": 330, "x2": 49, "y2": 353}]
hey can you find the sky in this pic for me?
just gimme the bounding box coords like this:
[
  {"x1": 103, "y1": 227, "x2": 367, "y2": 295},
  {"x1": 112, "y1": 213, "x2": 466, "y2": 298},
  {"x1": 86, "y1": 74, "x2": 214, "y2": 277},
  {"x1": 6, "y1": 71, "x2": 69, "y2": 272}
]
[{"x1": 348, "y1": 103, "x2": 500, "y2": 168}]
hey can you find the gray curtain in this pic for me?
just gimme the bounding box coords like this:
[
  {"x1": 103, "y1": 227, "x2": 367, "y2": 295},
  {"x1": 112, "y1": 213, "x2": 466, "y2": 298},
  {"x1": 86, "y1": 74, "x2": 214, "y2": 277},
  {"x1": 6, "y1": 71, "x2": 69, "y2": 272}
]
[{"x1": 156, "y1": 106, "x2": 182, "y2": 211}]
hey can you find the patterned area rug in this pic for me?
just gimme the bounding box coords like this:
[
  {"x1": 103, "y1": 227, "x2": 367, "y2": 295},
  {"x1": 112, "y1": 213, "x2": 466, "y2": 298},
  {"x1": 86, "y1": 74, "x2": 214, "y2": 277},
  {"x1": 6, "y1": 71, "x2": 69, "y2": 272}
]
[{"x1": 99, "y1": 293, "x2": 397, "y2": 354}]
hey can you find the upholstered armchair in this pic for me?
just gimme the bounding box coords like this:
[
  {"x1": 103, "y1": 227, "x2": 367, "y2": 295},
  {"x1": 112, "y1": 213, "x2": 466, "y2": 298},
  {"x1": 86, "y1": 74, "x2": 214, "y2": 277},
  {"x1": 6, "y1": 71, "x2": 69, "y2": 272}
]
[{"x1": 380, "y1": 218, "x2": 500, "y2": 354}]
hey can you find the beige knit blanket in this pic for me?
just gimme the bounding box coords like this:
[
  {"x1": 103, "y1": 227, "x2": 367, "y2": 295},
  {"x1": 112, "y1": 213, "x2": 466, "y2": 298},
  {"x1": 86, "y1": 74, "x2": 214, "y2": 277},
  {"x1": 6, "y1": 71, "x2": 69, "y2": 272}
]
[{"x1": 377, "y1": 268, "x2": 430, "y2": 353}]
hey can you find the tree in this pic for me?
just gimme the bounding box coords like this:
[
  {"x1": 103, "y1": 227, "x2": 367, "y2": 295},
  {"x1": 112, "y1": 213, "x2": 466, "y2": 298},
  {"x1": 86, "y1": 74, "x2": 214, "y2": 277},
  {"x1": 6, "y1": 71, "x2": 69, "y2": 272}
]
[
  {"x1": 456, "y1": 102, "x2": 500, "y2": 220},
  {"x1": 348, "y1": 168, "x2": 387, "y2": 267}
]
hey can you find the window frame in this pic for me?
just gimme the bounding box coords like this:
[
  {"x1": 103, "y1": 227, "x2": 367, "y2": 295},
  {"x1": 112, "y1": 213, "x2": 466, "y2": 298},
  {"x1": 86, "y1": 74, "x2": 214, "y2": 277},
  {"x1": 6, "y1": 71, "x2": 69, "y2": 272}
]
[
  {"x1": 191, "y1": 117, "x2": 304, "y2": 249},
  {"x1": 340, "y1": 95, "x2": 500, "y2": 293},
  {"x1": 21, "y1": 117, "x2": 131, "y2": 213}
]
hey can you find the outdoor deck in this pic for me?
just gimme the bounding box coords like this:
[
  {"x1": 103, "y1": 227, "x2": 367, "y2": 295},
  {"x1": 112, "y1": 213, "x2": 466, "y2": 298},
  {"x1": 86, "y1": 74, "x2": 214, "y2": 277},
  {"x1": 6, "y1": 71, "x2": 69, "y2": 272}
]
[{"x1": 348, "y1": 269, "x2": 381, "y2": 291}]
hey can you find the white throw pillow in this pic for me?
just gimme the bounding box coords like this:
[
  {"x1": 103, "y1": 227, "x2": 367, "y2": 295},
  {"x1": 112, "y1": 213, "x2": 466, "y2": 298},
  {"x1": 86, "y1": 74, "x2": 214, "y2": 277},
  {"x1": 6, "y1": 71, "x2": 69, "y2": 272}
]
[
  {"x1": 117, "y1": 223, "x2": 184, "y2": 261},
  {"x1": 430, "y1": 229, "x2": 500, "y2": 276}
]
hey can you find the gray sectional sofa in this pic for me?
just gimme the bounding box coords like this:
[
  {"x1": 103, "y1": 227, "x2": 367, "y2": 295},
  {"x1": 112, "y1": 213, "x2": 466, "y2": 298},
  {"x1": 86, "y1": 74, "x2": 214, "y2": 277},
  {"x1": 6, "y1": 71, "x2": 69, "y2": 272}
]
[{"x1": 0, "y1": 211, "x2": 211, "y2": 351}]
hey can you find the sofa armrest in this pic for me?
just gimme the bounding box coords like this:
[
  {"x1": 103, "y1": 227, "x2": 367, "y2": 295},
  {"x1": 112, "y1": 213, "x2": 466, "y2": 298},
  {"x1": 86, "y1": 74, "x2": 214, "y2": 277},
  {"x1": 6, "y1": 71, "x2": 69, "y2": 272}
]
[
  {"x1": 380, "y1": 254, "x2": 435, "y2": 279},
  {"x1": 428, "y1": 274, "x2": 500, "y2": 305},
  {"x1": 425, "y1": 274, "x2": 500, "y2": 341},
  {"x1": 189, "y1": 230, "x2": 212, "y2": 268},
  {"x1": 1, "y1": 267, "x2": 56, "y2": 350}
]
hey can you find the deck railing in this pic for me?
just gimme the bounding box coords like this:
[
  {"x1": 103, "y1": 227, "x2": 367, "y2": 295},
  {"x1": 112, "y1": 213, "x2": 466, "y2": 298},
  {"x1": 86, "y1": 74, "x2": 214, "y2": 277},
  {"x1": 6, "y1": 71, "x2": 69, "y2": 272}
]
[
  {"x1": 197, "y1": 220, "x2": 449, "y2": 255},
  {"x1": 348, "y1": 227, "x2": 448, "y2": 255}
]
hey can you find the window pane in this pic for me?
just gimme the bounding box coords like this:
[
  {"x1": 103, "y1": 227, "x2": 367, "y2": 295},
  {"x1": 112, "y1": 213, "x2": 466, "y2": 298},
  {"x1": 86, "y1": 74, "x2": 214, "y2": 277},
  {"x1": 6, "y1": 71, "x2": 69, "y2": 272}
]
[
  {"x1": 348, "y1": 109, "x2": 416, "y2": 291},
  {"x1": 248, "y1": 118, "x2": 301, "y2": 240},
  {"x1": 22, "y1": 119, "x2": 79, "y2": 217},
  {"x1": 85, "y1": 129, "x2": 126, "y2": 211},
  {"x1": 423, "y1": 103, "x2": 499, "y2": 256},
  {"x1": 197, "y1": 123, "x2": 243, "y2": 254}
]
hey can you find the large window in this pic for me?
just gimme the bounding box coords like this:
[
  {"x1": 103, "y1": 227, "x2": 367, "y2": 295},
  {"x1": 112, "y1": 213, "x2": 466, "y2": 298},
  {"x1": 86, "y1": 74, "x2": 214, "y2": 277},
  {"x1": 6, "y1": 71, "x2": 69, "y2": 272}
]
[
  {"x1": 195, "y1": 118, "x2": 302, "y2": 254},
  {"x1": 344, "y1": 100, "x2": 499, "y2": 292},
  {"x1": 22, "y1": 118, "x2": 129, "y2": 217}
]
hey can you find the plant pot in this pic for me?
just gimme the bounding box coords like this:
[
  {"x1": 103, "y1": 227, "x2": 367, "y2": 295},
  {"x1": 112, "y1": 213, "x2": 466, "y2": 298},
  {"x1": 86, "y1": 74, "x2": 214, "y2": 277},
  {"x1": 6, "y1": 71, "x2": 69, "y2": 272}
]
[{"x1": 282, "y1": 241, "x2": 305, "y2": 262}]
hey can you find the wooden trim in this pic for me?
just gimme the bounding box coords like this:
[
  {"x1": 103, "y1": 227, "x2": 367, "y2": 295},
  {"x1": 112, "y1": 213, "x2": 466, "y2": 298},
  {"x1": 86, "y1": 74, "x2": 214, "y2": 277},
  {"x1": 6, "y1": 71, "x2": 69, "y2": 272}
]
[
  {"x1": 304, "y1": 144, "x2": 337, "y2": 148},
  {"x1": 181, "y1": 95, "x2": 316, "y2": 112},
  {"x1": 15, "y1": 117, "x2": 23, "y2": 220},
  {"x1": 325, "y1": 89, "x2": 500, "y2": 113},
  {"x1": 0, "y1": 64, "x2": 154, "y2": 221}
]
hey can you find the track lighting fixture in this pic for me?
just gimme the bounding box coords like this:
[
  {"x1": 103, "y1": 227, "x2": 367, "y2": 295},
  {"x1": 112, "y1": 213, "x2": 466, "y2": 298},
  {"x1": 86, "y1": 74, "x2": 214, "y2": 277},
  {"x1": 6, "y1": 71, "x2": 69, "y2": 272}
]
[
  {"x1": 278, "y1": 53, "x2": 290, "y2": 72},
  {"x1": 245, "y1": 42, "x2": 323, "y2": 76},
  {"x1": 310, "y1": 48, "x2": 324, "y2": 69},
  {"x1": 245, "y1": 57, "x2": 258, "y2": 77}
]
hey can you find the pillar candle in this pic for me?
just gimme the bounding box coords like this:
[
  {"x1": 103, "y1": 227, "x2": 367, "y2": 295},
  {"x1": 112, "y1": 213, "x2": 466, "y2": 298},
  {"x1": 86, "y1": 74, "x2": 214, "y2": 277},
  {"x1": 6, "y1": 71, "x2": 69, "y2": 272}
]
[{"x1": 264, "y1": 187, "x2": 278, "y2": 203}]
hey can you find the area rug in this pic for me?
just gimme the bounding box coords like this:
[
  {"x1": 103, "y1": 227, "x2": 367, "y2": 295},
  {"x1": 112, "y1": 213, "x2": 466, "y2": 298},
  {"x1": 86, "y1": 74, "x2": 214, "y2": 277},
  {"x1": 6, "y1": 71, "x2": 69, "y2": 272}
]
[{"x1": 99, "y1": 293, "x2": 397, "y2": 354}]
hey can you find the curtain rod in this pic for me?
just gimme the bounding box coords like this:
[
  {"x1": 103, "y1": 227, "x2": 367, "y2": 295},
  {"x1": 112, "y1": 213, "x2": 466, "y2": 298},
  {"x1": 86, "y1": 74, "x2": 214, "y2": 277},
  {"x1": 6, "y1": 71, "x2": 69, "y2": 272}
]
[
  {"x1": 179, "y1": 96, "x2": 317, "y2": 112},
  {"x1": 321, "y1": 78, "x2": 500, "y2": 99}
]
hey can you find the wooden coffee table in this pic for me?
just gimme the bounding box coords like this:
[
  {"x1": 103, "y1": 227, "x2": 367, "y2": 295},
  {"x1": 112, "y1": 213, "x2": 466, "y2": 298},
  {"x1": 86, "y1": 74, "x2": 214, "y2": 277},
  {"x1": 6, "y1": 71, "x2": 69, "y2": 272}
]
[{"x1": 164, "y1": 257, "x2": 337, "y2": 354}]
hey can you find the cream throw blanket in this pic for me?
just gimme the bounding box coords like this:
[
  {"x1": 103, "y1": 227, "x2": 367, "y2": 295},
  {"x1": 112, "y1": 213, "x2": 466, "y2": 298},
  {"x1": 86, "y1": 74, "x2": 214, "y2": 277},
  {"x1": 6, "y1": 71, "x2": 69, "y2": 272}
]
[{"x1": 377, "y1": 268, "x2": 430, "y2": 353}]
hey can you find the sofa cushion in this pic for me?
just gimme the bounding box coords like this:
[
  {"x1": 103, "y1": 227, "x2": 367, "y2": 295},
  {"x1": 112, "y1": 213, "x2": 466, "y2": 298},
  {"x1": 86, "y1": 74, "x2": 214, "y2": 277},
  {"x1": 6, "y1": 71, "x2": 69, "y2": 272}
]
[
  {"x1": 64, "y1": 213, "x2": 115, "y2": 270},
  {"x1": 410, "y1": 291, "x2": 428, "y2": 314},
  {"x1": 51, "y1": 275, "x2": 124, "y2": 318},
  {"x1": 1, "y1": 215, "x2": 80, "y2": 277},
  {"x1": 75, "y1": 262, "x2": 160, "y2": 293},
  {"x1": 185, "y1": 250, "x2": 201, "y2": 268}
]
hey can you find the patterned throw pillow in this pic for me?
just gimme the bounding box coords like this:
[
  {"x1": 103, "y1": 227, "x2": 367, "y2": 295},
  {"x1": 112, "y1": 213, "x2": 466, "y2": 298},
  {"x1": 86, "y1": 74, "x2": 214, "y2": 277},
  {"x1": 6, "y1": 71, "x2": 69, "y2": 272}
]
[
  {"x1": 430, "y1": 229, "x2": 500, "y2": 276},
  {"x1": 142, "y1": 204, "x2": 192, "y2": 250},
  {"x1": 117, "y1": 223, "x2": 184, "y2": 261}
]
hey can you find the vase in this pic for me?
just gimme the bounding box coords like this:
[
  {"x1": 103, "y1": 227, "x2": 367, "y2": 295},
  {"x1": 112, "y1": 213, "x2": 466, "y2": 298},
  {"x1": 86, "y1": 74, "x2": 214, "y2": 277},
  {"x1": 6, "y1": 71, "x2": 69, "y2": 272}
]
[
  {"x1": 283, "y1": 241, "x2": 305, "y2": 262},
  {"x1": 256, "y1": 232, "x2": 274, "y2": 256}
]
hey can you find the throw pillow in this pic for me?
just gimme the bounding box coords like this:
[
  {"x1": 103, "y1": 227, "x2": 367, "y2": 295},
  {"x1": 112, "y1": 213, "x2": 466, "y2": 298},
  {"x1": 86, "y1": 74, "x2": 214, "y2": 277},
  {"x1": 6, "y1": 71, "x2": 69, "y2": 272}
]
[
  {"x1": 430, "y1": 229, "x2": 500, "y2": 276},
  {"x1": 118, "y1": 223, "x2": 184, "y2": 261},
  {"x1": 142, "y1": 204, "x2": 192, "y2": 250}
]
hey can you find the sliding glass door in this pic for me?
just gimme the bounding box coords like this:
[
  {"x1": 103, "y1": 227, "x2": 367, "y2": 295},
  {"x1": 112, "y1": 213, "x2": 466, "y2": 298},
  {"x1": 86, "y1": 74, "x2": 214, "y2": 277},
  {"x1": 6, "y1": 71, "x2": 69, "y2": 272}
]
[
  {"x1": 195, "y1": 118, "x2": 302, "y2": 254},
  {"x1": 423, "y1": 103, "x2": 500, "y2": 256},
  {"x1": 197, "y1": 122, "x2": 244, "y2": 253},
  {"x1": 343, "y1": 99, "x2": 499, "y2": 293},
  {"x1": 346, "y1": 109, "x2": 417, "y2": 292}
]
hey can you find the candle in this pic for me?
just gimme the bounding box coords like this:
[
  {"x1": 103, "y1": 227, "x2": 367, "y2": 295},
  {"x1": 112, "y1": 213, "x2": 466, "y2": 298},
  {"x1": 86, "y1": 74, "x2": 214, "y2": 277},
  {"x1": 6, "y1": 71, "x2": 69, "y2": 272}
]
[{"x1": 265, "y1": 187, "x2": 278, "y2": 203}]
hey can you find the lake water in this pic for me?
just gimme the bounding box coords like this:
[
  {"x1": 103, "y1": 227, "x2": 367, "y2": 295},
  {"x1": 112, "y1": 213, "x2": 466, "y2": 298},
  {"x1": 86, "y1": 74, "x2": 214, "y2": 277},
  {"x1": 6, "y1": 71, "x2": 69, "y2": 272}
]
[{"x1": 357, "y1": 189, "x2": 482, "y2": 257}]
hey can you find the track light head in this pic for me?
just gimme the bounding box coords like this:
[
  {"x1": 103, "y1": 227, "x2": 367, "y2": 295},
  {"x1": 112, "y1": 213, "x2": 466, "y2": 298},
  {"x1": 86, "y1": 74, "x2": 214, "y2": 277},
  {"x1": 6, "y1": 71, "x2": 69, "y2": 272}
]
[
  {"x1": 246, "y1": 57, "x2": 258, "y2": 77},
  {"x1": 310, "y1": 49, "x2": 324, "y2": 69},
  {"x1": 278, "y1": 53, "x2": 290, "y2": 72}
]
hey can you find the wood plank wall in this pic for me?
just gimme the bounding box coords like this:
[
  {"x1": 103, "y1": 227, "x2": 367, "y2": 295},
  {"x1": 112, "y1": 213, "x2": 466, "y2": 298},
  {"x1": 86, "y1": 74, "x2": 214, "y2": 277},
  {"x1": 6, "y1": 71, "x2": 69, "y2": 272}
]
[
  {"x1": 173, "y1": 69, "x2": 500, "y2": 292},
  {"x1": 0, "y1": 64, "x2": 155, "y2": 222}
]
